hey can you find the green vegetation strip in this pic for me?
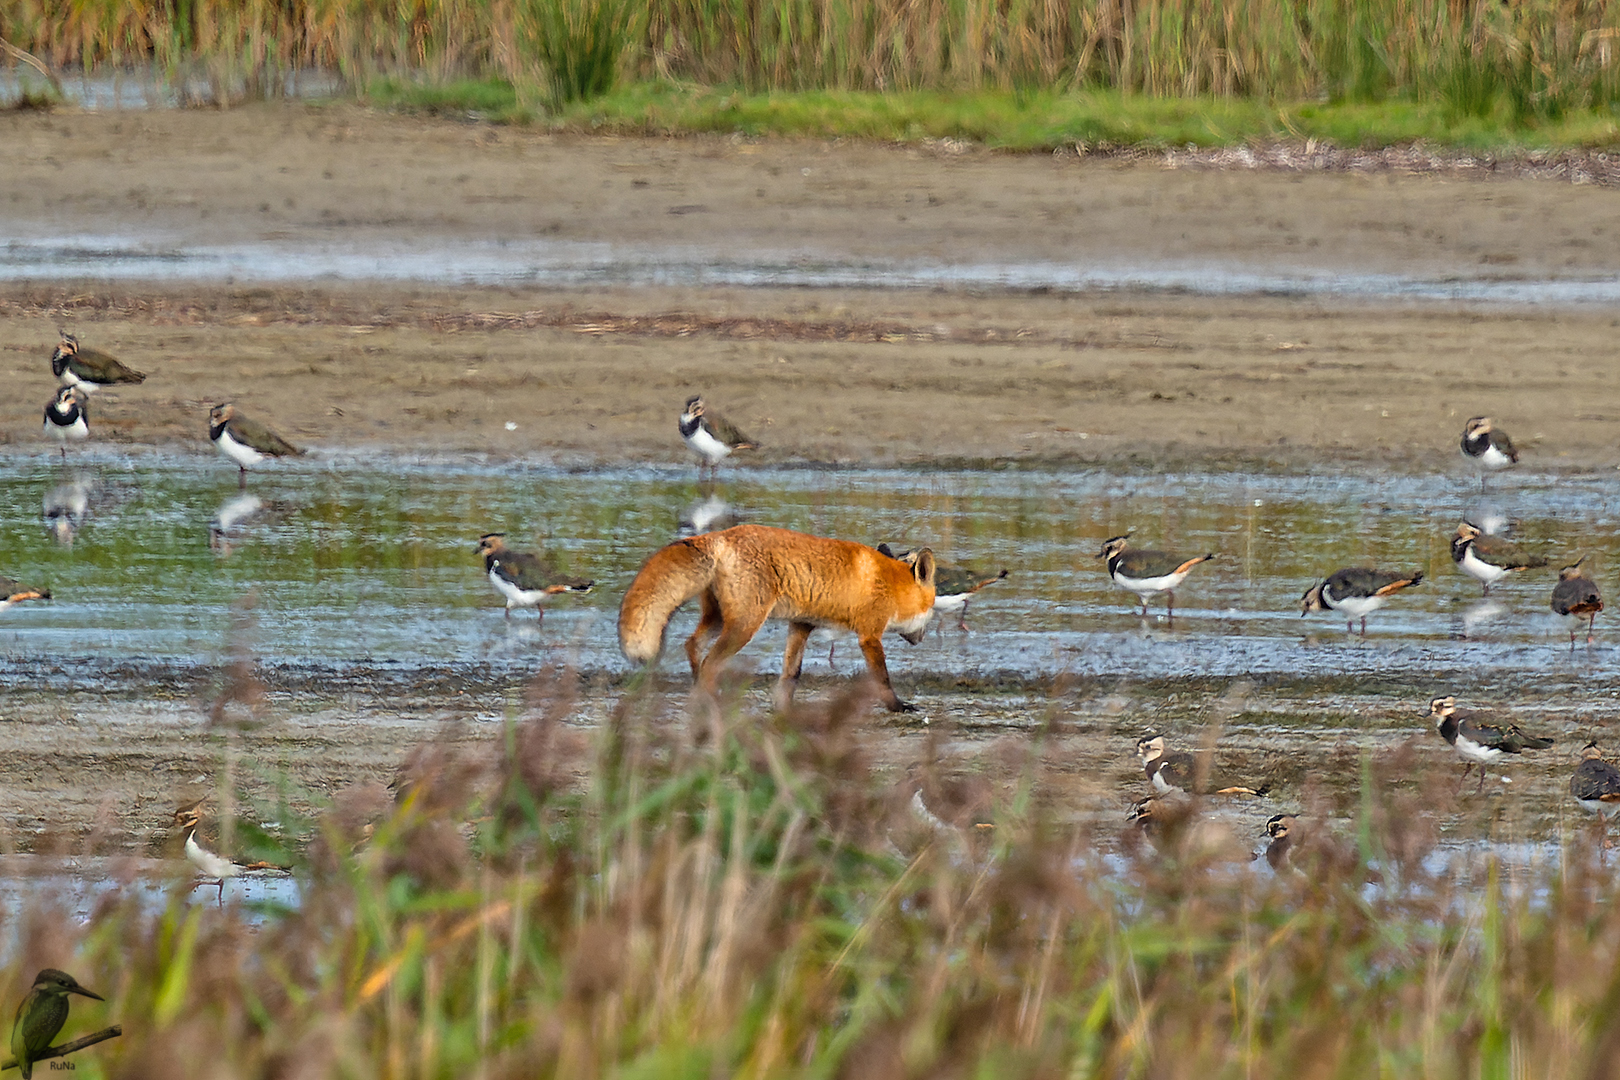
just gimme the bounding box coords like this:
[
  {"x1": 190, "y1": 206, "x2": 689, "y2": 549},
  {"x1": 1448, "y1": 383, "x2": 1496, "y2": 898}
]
[{"x1": 367, "y1": 80, "x2": 1620, "y2": 151}]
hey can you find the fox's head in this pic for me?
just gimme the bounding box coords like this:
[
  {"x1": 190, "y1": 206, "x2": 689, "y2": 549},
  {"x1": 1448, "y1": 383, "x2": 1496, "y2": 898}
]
[{"x1": 892, "y1": 547, "x2": 937, "y2": 644}]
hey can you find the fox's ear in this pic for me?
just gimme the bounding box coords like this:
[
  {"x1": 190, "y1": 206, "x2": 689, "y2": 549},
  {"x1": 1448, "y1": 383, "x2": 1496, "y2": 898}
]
[{"x1": 911, "y1": 549, "x2": 936, "y2": 588}]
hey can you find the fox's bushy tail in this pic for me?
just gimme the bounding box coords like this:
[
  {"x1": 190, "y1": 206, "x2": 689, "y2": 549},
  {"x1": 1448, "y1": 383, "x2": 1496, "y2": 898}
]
[{"x1": 618, "y1": 538, "x2": 718, "y2": 664}]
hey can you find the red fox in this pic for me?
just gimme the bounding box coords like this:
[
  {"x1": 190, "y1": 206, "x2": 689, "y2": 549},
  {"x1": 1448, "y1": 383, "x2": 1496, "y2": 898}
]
[{"x1": 618, "y1": 524, "x2": 936, "y2": 712}]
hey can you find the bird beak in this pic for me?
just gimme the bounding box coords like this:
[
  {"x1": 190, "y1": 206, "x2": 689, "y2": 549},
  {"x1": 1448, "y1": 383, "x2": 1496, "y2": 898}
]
[{"x1": 70, "y1": 985, "x2": 103, "y2": 1001}]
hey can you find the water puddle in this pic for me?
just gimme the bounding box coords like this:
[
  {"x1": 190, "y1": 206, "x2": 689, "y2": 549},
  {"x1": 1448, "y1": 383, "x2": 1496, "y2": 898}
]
[
  {"x1": 0, "y1": 68, "x2": 343, "y2": 110},
  {"x1": 0, "y1": 453, "x2": 1615, "y2": 691},
  {"x1": 3, "y1": 236, "x2": 1618, "y2": 304}
]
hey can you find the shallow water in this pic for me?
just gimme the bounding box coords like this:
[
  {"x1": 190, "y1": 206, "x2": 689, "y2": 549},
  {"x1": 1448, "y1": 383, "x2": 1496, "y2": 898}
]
[
  {"x1": 0, "y1": 68, "x2": 343, "y2": 110},
  {"x1": 5, "y1": 234, "x2": 1620, "y2": 303},
  {"x1": 1, "y1": 452, "x2": 1616, "y2": 694}
]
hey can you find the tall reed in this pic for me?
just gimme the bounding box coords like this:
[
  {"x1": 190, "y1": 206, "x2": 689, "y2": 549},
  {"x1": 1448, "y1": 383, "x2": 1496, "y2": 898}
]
[{"x1": 5, "y1": 0, "x2": 1620, "y2": 109}]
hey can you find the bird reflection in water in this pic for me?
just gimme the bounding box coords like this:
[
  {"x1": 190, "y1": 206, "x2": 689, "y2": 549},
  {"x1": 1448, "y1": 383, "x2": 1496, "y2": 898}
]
[
  {"x1": 42, "y1": 474, "x2": 95, "y2": 546},
  {"x1": 209, "y1": 493, "x2": 290, "y2": 556},
  {"x1": 678, "y1": 490, "x2": 741, "y2": 538}
]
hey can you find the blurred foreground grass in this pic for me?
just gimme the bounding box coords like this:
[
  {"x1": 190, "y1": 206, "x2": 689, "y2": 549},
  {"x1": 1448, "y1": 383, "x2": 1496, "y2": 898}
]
[{"x1": 12, "y1": 673, "x2": 1620, "y2": 1078}]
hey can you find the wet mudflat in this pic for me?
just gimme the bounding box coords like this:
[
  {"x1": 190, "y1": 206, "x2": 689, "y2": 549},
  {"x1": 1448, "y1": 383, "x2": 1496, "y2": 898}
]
[
  {"x1": 0, "y1": 451, "x2": 1612, "y2": 858},
  {"x1": 3, "y1": 105, "x2": 1619, "y2": 873}
]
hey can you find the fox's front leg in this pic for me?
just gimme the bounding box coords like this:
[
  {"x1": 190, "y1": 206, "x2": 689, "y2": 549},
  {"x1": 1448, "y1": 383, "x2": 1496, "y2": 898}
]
[
  {"x1": 775, "y1": 621, "x2": 814, "y2": 712},
  {"x1": 858, "y1": 632, "x2": 916, "y2": 712}
]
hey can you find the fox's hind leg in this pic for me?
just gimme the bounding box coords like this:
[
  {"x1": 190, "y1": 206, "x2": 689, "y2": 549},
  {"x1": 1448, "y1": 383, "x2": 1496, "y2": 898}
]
[
  {"x1": 775, "y1": 621, "x2": 815, "y2": 711},
  {"x1": 696, "y1": 607, "x2": 771, "y2": 699},
  {"x1": 685, "y1": 591, "x2": 724, "y2": 680}
]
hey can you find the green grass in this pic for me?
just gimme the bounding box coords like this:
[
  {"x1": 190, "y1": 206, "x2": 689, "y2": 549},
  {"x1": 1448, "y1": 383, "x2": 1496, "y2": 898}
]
[
  {"x1": 19, "y1": 680, "x2": 1620, "y2": 1078},
  {"x1": 366, "y1": 77, "x2": 1620, "y2": 150}
]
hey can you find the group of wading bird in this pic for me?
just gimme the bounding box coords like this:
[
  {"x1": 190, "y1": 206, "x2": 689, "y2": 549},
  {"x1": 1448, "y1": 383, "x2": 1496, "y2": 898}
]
[{"x1": 12, "y1": 341, "x2": 1620, "y2": 873}]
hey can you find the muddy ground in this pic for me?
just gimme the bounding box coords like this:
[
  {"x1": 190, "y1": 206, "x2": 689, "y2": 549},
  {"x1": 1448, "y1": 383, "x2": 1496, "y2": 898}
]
[
  {"x1": 2, "y1": 103, "x2": 1619, "y2": 469},
  {"x1": 1, "y1": 102, "x2": 1617, "y2": 857}
]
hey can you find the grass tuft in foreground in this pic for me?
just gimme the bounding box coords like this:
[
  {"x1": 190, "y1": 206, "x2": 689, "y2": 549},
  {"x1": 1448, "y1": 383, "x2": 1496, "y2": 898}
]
[{"x1": 13, "y1": 674, "x2": 1620, "y2": 1076}]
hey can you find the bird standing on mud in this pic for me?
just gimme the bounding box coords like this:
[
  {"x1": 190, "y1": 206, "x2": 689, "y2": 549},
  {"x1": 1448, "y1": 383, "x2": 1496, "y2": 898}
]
[
  {"x1": 41, "y1": 387, "x2": 88, "y2": 458},
  {"x1": 1461, "y1": 416, "x2": 1518, "y2": 490},
  {"x1": 679, "y1": 396, "x2": 758, "y2": 478},
  {"x1": 209, "y1": 403, "x2": 303, "y2": 489},
  {"x1": 1424, "y1": 695, "x2": 1553, "y2": 795},
  {"x1": 50, "y1": 332, "x2": 146, "y2": 394},
  {"x1": 10, "y1": 969, "x2": 103, "y2": 1080}
]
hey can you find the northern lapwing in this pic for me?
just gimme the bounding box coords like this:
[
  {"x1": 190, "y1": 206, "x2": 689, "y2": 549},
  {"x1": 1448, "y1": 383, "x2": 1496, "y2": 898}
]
[
  {"x1": 41, "y1": 387, "x2": 87, "y2": 457},
  {"x1": 1261, "y1": 813, "x2": 1297, "y2": 872},
  {"x1": 1097, "y1": 534, "x2": 1215, "y2": 621},
  {"x1": 1299, "y1": 567, "x2": 1424, "y2": 635},
  {"x1": 50, "y1": 332, "x2": 146, "y2": 394},
  {"x1": 1461, "y1": 416, "x2": 1518, "y2": 489},
  {"x1": 10, "y1": 969, "x2": 103, "y2": 1080},
  {"x1": 475, "y1": 533, "x2": 595, "y2": 620},
  {"x1": 173, "y1": 799, "x2": 291, "y2": 904},
  {"x1": 1127, "y1": 793, "x2": 1193, "y2": 841},
  {"x1": 209, "y1": 403, "x2": 303, "y2": 489},
  {"x1": 1424, "y1": 694, "x2": 1553, "y2": 794},
  {"x1": 1551, "y1": 555, "x2": 1603, "y2": 648},
  {"x1": 679, "y1": 396, "x2": 757, "y2": 476},
  {"x1": 1450, "y1": 522, "x2": 1547, "y2": 595},
  {"x1": 1135, "y1": 733, "x2": 1269, "y2": 797},
  {"x1": 0, "y1": 576, "x2": 51, "y2": 612},
  {"x1": 1571, "y1": 742, "x2": 1620, "y2": 826},
  {"x1": 878, "y1": 545, "x2": 1008, "y2": 634}
]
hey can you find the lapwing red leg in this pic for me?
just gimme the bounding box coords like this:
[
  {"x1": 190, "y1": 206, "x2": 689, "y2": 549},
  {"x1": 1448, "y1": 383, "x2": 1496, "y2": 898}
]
[
  {"x1": 1166, "y1": 591, "x2": 1174, "y2": 624},
  {"x1": 958, "y1": 600, "x2": 970, "y2": 633},
  {"x1": 238, "y1": 465, "x2": 248, "y2": 490},
  {"x1": 1360, "y1": 616, "x2": 1368, "y2": 637},
  {"x1": 1589, "y1": 612, "x2": 1598, "y2": 645}
]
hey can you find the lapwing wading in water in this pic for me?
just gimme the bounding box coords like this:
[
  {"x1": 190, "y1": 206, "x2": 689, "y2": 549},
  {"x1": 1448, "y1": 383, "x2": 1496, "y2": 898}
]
[
  {"x1": 1300, "y1": 567, "x2": 1424, "y2": 636},
  {"x1": 475, "y1": 534, "x2": 595, "y2": 621},
  {"x1": 1424, "y1": 694, "x2": 1553, "y2": 795},
  {"x1": 174, "y1": 800, "x2": 291, "y2": 905},
  {"x1": 10, "y1": 969, "x2": 103, "y2": 1080},
  {"x1": 1551, "y1": 555, "x2": 1603, "y2": 648},
  {"x1": 1450, "y1": 522, "x2": 1547, "y2": 596},
  {"x1": 1097, "y1": 535, "x2": 1215, "y2": 623},
  {"x1": 679, "y1": 396, "x2": 757, "y2": 479},
  {"x1": 50, "y1": 332, "x2": 146, "y2": 394},
  {"x1": 41, "y1": 387, "x2": 88, "y2": 459},
  {"x1": 1461, "y1": 416, "x2": 1518, "y2": 491},
  {"x1": 0, "y1": 576, "x2": 51, "y2": 612},
  {"x1": 209, "y1": 403, "x2": 303, "y2": 489},
  {"x1": 1135, "y1": 732, "x2": 1268, "y2": 797}
]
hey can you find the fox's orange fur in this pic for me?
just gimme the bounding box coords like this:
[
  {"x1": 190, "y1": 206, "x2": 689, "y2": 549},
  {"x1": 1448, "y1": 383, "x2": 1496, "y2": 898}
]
[{"x1": 619, "y1": 524, "x2": 937, "y2": 712}]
